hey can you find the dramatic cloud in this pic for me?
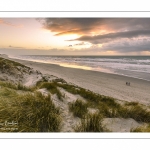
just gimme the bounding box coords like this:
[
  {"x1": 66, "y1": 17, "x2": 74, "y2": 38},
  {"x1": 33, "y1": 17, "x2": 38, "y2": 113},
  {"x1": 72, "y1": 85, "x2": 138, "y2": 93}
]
[
  {"x1": 100, "y1": 38, "x2": 150, "y2": 52},
  {"x1": 39, "y1": 18, "x2": 150, "y2": 36},
  {"x1": 38, "y1": 18, "x2": 150, "y2": 54},
  {"x1": 1, "y1": 18, "x2": 150, "y2": 56},
  {"x1": 38, "y1": 18, "x2": 102, "y2": 35},
  {"x1": 69, "y1": 29, "x2": 150, "y2": 44}
]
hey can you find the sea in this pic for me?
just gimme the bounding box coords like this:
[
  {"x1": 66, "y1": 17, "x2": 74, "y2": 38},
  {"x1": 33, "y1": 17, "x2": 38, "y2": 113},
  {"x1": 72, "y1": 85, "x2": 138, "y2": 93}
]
[{"x1": 9, "y1": 55, "x2": 150, "y2": 81}]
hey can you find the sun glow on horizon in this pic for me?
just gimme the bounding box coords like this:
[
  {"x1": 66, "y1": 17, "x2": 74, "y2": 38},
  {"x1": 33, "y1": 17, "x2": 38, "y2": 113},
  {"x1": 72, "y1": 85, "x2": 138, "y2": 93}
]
[{"x1": 1, "y1": 18, "x2": 150, "y2": 55}]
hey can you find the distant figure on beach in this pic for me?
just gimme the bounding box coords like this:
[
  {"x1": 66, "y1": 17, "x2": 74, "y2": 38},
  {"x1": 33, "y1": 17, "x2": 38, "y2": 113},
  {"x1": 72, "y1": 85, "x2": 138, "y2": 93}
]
[{"x1": 126, "y1": 82, "x2": 130, "y2": 86}]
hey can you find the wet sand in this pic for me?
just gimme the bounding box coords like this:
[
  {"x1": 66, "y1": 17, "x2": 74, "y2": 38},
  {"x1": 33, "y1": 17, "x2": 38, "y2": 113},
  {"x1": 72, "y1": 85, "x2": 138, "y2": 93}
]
[{"x1": 11, "y1": 58, "x2": 150, "y2": 105}]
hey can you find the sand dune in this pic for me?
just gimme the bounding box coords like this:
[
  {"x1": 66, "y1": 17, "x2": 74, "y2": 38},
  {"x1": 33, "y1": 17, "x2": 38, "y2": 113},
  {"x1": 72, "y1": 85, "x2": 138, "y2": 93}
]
[
  {"x1": 11, "y1": 58, "x2": 150, "y2": 105},
  {"x1": 1, "y1": 56, "x2": 150, "y2": 132}
]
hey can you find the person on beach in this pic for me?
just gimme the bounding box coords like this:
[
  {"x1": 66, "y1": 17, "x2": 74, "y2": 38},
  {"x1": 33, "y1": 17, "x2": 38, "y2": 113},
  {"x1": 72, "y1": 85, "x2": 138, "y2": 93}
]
[{"x1": 126, "y1": 82, "x2": 130, "y2": 86}]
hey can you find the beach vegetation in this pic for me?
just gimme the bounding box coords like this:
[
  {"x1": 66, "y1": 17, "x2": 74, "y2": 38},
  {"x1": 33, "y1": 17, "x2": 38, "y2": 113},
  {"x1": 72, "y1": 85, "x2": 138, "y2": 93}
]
[
  {"x1": 57, "y1": 82, "x2": 150, "y2": 123},
  {"x1": 117, "y1": 104, "x2": 150, "y2": 123},
  {"x1": 0, "y1": 87, "x2": 61, "y2": 132},
  {"x1": 57, "y1": 83, "x2": 118, "y2": 106},
  {"x1": 38, "y1": 82, "x2": 63, "y2": 101},
  {"x1": 0, "y1": 81, "x2": 35, "y2": 92},
  {"x1": 1, "y1": 56, "x2": 150, "y2": 132},
  {"x1": 74, "y1": 113, "x2": 108, "y2": 132},
  {"x1": 131, "y1": 124, "x2": 150, "y2": 132},
  {"x1": 0, "y1": 57, "x2": 30, "y2": 69},
  {"x1": 69, "y1": 99, "x2": 88, "y2": 118}
]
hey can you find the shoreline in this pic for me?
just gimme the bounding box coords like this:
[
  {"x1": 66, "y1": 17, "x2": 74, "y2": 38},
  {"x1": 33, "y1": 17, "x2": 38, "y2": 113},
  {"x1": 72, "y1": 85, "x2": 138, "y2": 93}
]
[
  {"x1": 10, "y1": 57, "x2": 150, "y2": 105},
  {"x1": 1, "y1": 55, "x2": 150, "y2": 132},
  {"x1": 9, "y1": 56, "x2": 150, "y2": 82}
]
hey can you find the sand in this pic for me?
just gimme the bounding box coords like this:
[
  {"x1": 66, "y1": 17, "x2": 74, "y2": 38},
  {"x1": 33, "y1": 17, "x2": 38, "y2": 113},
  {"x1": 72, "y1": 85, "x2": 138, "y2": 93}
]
[
  {"x1": 102, "y1": 118, "x2": 144, "y2": 132},
  {"x1": 1, "y1": 56, "x2": 150, "y2": 132},
  {"x1": 11, "y1": 58, "x2": 150, "y2": 106}
]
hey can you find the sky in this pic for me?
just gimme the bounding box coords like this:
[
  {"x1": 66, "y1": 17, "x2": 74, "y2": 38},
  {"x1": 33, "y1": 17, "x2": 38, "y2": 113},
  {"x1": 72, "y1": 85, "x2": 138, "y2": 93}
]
[{"x1": 0, "y1": 18, "x2": 150, "y2": 56}]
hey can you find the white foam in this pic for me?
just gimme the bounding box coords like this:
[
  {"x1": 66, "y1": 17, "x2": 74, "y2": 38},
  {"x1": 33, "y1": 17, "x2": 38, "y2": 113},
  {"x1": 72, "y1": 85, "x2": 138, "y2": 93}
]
[{"x1": 9, "y1": 55, "x2": 150, "y2": 81}]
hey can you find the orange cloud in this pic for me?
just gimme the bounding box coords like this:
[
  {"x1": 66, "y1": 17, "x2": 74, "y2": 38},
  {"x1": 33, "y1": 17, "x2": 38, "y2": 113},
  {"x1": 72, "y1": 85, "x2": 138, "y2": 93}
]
[
  {"x1": 0, "y1": 19, "x2": 23, "y2": 28},
  {"x1": 39, "y1": 18, "x2": 111, "y2": 36},
  {"x1": 39, "y1": 18, "x2": 150, "y2": 39}
]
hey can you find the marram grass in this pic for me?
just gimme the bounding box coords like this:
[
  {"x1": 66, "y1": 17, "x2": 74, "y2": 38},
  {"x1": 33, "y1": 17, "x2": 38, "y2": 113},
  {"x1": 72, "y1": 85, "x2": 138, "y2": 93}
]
[
  {"x1": 38, "y1": 82, "x2": 64, "y2": 101},
  {"x1": 69, "y1": 99, "x2": 88, "y2": 118},
  {"x1": 131, "y1": 124, "x2": 150, "y2": 132},
  {"x1": 0, "y1": 88, "x2": 61, "y2": 132},
  {"x1": 74, "y1": 113, "x2": 108, "y2": 132},
  {"x1": 57, "y1": 82, "x2": 150, "y2": 123},
  {"x1": 0, "y1": 81, "x2": 35, "y2": 92}
]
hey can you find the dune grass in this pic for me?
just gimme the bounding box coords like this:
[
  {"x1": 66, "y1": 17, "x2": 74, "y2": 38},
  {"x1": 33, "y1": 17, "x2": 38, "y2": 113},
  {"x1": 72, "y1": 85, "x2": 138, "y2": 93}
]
[
  {"x1": 0, "y1": 81, "x2": 35, "y2": 92},
  {"x1": 57, "y1": 82, "x2": 150, "y2": 124},
  {"x1": 57, "y1": 82, "x2": 118, "y2": 105},
  {"x1": 38, "y1": 82, "x2": 64, "y2": 101},
  {"x1": 69, "y1": 99, "x2": 88, "y2": 118},
  {"x1": 74, "y1": 113, "x2": 108, "y2": 132},
  {"x1": 0, "y1": 81, "x2": 17, "y2": 89},
  {"x1": 56, "y1": 83, "x2": 79, "y2": 94},
  {"x1": 97, "y1": 101, "x2": 150, "y2": 123},
  {"x1": 0, "y1": 87, "x2": 61, "y2": 132},
  {"x1": 118, "y1": 105, "x2": 150, "y2": 123},
  {"x1": 0, "y1": 57, "x2": 30, "y2": 69},
  {"x1": 1, "y1": 56, "x2": 150, "y2": 132},
  {"x1": 131, "y1": 124, "x2": 150, "y2": 132}
]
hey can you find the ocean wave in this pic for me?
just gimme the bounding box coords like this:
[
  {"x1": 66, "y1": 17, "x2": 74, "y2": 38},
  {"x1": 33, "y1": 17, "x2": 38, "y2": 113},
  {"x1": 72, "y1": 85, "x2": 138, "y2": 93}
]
[{"x1": 9, "y1": 55, "x2": 150, "y2": 81}]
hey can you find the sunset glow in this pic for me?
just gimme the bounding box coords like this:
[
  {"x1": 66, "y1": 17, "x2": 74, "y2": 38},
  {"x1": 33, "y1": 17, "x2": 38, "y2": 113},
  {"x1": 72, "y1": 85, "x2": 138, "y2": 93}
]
[{"x1": 1, "y1": 18, "x2": 150, "y2": 55}]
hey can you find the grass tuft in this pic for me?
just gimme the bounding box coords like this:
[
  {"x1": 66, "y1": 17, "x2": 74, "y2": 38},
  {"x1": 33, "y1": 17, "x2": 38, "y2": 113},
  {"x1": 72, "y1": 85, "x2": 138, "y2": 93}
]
[
  {"x1": 69, "y1": 99, "x2": 88, "y2": 118},
  {"x1": 0, "y1": 88, "x2": 61, "y2": 132},
  {"x1": 0, "y1": 81, "x2": 35, "y2": 92},
  {"x1": 57, "y1": 83, "x2": 118, "y2": 106},
  {"x1": 74, "y1": 113, "x2": 108, "y2": 132},
  {"x1": 0, "y1": 57, "x2": 30, "y2": 69},
  {"x1": 118, "y1": 105, "x2": 150, "y2": 123},
  {"x1": 131, "y1": 124, "x2": 150, "y2": 132},
  {"x1": 38, "y1": 82, "x2": 63, "y2": 101}
]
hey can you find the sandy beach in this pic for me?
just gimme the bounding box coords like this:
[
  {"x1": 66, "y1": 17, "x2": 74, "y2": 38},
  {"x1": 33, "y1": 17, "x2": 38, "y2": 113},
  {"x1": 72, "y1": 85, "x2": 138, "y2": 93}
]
[
  {"x1": 1, "y1": 18, "x2": 150, "y2": 133},
  {"x1": 11, "y1": 57, "x2": 150, "y2": 105},
  {"x1": 1, "y1": 55, "x2": 150, "y2": 132}
]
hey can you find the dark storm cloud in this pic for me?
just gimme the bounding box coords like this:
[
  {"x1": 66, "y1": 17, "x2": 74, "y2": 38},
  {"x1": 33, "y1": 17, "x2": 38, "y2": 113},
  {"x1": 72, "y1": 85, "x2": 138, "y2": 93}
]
[
  {"x1": 69, "y1": 29, "x2": 150, "y2": 44},
  {"x1": 37, "y1": 18, "x2": 150, "y2": 54},
  {"x1": 39, "y1": 18, "x2": 150, "y2": 35},
  {"x1": 54, "y1": 28, "x2": 93, "y2": 36},
  {"x1": 38, "y1": 18, "x2": 101, "y2": 35},
  {"x1": 99, "y1": 38, "x2": 150, "y2": 52}
]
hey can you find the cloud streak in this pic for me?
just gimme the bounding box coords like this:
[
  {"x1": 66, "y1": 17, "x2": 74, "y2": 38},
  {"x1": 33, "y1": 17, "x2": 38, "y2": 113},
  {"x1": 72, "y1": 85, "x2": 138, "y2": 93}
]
[
  {"x1": 69, "y1": 29, "x2": 150, "y2": 44},
  {"x1": 9, "y1": 45, "x2": 26, "y2": 49},
  {"x1": 0, "y1": 19, "x2": 23, "y2": 28},
  {"x1": 39, "y1": 18, "x2": 110, "y2": 35},
  {"x1": 100, "y1": 38, "x2": 150, "y2": 52},
  {"x1": 39, "y1": 18, "x2": 150, "y2": 36}
]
